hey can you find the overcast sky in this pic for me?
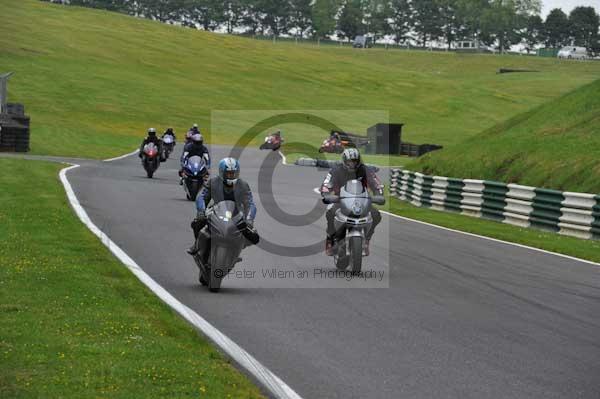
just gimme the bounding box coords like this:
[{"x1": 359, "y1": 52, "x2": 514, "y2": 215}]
[{"x1": 541, "y1": 0, "x2": 600, "y2": 17}]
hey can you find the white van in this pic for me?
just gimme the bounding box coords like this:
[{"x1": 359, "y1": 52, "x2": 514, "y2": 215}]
[{"x1": 557, "y1": 46, "x2": 588, "y2": 60}]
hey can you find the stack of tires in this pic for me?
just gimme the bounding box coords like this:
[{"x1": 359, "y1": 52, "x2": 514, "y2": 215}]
[{"x1": 0, "y1": 103, "x2": 30, "y2": 153}]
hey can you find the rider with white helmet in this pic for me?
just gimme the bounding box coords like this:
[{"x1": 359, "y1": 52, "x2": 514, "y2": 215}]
[
  {"x1": 320, "y1": 148, "x2": 384, "y2": 256},
  {"x1": 139, "y1": 127, "x2": 164, "y2": 159}
]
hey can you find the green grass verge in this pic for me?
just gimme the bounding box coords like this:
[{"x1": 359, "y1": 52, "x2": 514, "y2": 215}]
[
  {"x1": 410, "y1": 78, "x2": 600, "y2": 193},
  {"x1": 390, "y1": 197, "x2": 600, "y2": 263},
  {"x1": 0, "y1": 158, "x2": 265, "y2": 398},
  {"x1": 2, "y1": 0, "x2": 600, "y2": 160}
]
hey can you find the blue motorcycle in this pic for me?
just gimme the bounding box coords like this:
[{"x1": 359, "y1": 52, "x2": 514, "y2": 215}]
[{"x1": 182, "y1": 155, "x2": 208, "y2": 201}]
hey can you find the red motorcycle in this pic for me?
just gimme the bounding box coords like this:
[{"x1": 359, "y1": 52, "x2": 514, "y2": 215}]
[
  {"x1": 259, "y1": 131, "x2": 283, "y2": 151},
  {"x1": 142, "y1": 143, "x2": 160, "y2": 178},
  {"x1": 318, "y1": 137, "x2": 346, "y2": 153}
]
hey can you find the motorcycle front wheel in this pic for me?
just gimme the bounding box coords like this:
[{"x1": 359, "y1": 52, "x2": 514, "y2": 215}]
[
  {"x1": 349, "y1": 236, "x2": 363, "y2": 274},
  {"x1": 185, "y1": 179, "x2": 201, "y2": 201},
  {"x1": 209, "y1": 246, "x2": 229, "y2": 292},
  {"x1": 144, "y1": 162, "x2": 154, "y2": 178}
]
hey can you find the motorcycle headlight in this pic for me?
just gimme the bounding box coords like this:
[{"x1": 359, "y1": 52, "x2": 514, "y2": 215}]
[{"x1": 352, "y1": 201, "x2": 363, "y2": 215}]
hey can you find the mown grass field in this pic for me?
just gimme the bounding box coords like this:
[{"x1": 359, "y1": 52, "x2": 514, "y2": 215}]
[
  {"x1": 2, "y1": 0, "x2": 600, "y2": 161},
  {"x1": 0, "y1": 158, "x2": 265, "y2": 398},
  {"x1": 411, "y1": 78, "x2": 600, "y2": 193}
]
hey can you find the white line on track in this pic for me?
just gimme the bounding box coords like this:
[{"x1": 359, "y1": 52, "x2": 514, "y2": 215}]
[
  {"x1": 311, "y1": 187, "x2": 600, "y2": 268},
  {"x1": 103, "y1": 148, "x2": 139, "y2": 162},
  {"x1": 278, "y1": 150, "x2": 288, "y2": 165},
  {"x1": 60, "y1": 160, "x2": 302, "y2": 399}
]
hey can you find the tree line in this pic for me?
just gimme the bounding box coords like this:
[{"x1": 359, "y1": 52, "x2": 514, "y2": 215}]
[{"x1": 44, "y1": 0, "x2": 600, "y2": 53}]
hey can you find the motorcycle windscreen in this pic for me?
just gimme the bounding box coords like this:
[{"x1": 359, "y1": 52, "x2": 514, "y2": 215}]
[
  {"x1": 209, "y1": 200, "x2": 242, "y2": 238},
  {"x1": 211, "y1": 200, "x2": 240, "y2": 220},
  {"x1": 341, "y1": 179, "x2": 367, "y2": 196},
  {"x1": 186, "y1": 155, "x2": 206, "y2": 174},
  {"x1": 163, "y1": 136, "x2": 173, "y2": 144},
  {"x1": 340, "y1": 180, "x2": 370, "y2": 217}
]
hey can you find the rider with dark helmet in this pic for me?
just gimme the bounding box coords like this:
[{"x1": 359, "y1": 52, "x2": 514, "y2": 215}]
[
  {"x1": 162, "y1": 127, "x2": 176, "y2": 141},
  {"x1": 320, "y1": 148, "x2": 384, "y2": 256},
  {"x1": 139, "y1": 127, "x2": 164, "y2": 158},
  {"x1": 185, "y1": 123, "x2": 200, "y2": 143},
  {"x1": 188, "y1": 157, "x2": 258, "y2": 255}
]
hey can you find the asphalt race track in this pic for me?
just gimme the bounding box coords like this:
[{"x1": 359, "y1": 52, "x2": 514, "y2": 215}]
[{"x1": 67, "y1": 146, "x2": 600, "y2": 399}]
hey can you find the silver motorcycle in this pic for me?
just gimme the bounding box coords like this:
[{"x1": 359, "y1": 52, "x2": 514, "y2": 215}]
[{"x1": 328, "y1": 180, "x2": 385, "y2": 274}]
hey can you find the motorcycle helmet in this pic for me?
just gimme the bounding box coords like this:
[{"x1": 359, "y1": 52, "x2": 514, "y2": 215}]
[
  {"x1": 191, "y1": 133, "x2": 203, "y2": 145},
  {"x1": 218, "y1": 157, "x2": 240, "y2": 186},
  {"x1": 342, "y1": 148, "x2": 360, "y2": 172},
  {"x1": 148, "y1": 127, "x2": 157, "y2": 137}
]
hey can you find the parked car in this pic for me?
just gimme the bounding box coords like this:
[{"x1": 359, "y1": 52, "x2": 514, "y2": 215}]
[
  {"x1": 557, "y1": 46, "x2": 589, "y2": 60},
  {"x1": 353, "y1": 35, "x2": 373, "y2": 48}
]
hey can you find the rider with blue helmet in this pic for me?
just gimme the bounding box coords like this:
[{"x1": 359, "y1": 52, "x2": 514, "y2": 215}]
[{"x1": 188, "y1": 157, "x2": 258, "y2": 255}]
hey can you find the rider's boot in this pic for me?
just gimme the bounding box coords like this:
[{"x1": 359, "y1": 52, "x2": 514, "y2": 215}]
[
  {"x1": 187, "y1": 244, "x2": 198, "y2": 255},
  {"x1": 363, "y1": 239, "x2": 370, "y2": 257},
  {"x1": 325, "y1": 235, "x2": 334, "y2": 256},
  {"x1": 187, "y1": 237, "x2": 200, "y2": 255}
]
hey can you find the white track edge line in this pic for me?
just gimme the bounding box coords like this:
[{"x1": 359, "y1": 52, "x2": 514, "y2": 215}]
[
  {"x1": 103, "y1": 148, "x2": 139, "y2": 162},
  {"x1": 278, "y1": 150, "x2": 288, "y2": 165},
  {"x1": 311, "y1": 187, "x2": 600, "y2": 268},
  {"x1": 60, "y1": 163, "x2": 302, "y2": 399}
]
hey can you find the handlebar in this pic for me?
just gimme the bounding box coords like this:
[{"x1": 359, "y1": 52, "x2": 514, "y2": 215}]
[{"x1": 322, "y1": 194, "x2": 386, "y2": 205}]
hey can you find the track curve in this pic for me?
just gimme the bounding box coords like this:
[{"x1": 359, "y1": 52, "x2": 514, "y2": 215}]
[{"x1": 67, "y1": 146, "x2": 600, "y2": 399}]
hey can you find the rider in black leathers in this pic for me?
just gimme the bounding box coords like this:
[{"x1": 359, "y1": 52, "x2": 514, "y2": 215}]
[
  {"x1": 139, "y1": 128, "x2": 164, "y2": 159},
  {"x1": 320, "y1": 148, "x2": 384, "y2": 256},
  {"x1": 162, "y1": 127, "x2": 176, "y2": 141}
]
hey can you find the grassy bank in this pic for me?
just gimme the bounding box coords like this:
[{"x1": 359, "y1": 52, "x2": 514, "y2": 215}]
[
  {"x1": 390, "y1": 198, "x2": 600, "y2": 263},
  {"x1": 0, "y1": 158, "x2": 264, "y2": 398},
  {"x1": 2, "y1": 0, "x2": 600, "y2": 160},
  {"x1": 411, "y1": 78, "x2": 600, "y2": 193}
]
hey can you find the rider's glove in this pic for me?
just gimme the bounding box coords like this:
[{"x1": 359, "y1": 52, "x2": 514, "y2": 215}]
[{"x1": 322, "y1": 194, "x2": 337, "y2": 204}]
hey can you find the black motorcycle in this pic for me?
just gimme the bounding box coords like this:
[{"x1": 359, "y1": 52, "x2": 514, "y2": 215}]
[{"x1": 193, "y1": 201, "x2": 257, "y2": 292}]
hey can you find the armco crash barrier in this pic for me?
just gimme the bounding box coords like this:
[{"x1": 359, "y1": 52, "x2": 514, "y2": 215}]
[{"x1": 390, "y1": 169, "x2": 600, "y2": 240}]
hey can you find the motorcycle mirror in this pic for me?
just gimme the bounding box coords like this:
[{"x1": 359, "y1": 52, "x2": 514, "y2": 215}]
[{"x1": 372, "y1": 195, "x2": 386, "y2": 205}]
